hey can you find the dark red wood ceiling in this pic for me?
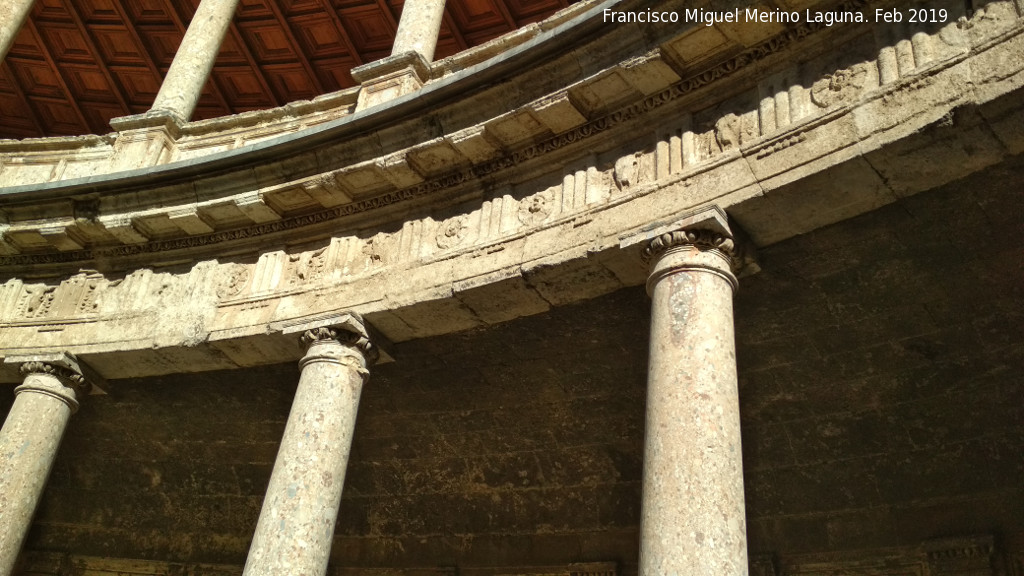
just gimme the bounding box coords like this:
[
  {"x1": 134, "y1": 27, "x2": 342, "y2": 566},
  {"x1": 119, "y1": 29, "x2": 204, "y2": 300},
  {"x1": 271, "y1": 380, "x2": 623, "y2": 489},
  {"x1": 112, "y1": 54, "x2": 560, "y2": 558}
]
[{"x1": 0, "y1": 0, "x2": 572, "y2": 139}]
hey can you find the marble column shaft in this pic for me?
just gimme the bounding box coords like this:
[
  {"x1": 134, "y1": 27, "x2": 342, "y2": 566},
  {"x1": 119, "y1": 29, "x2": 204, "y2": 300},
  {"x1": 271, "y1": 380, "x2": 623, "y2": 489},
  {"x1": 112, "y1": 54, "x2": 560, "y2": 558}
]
[
  {"x1": 150, "y1": 0, "x2": 241, "y2": 121},
  {"x1": 0, "y1": 360, "x2": 89, "y2": 576},
  {"x1": 639, "y1": 228, "x2": 748, "y2": 576},
  {"x1": 243, "y1": 322, "x2": 376, "y2": 576},
  {"x1": 0, "y1": 0, "x2": 35, "y2": 65},
  {"x1": 391, "y1": 0, "x2": 446, "y2": 62}
]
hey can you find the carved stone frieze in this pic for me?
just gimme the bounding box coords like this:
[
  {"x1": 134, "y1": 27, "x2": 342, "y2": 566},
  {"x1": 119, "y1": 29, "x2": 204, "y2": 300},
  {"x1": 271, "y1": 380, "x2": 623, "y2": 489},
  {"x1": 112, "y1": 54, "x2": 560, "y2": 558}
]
[{"x1": 810, "y1": 64, "x2": 869, "y2": 108}]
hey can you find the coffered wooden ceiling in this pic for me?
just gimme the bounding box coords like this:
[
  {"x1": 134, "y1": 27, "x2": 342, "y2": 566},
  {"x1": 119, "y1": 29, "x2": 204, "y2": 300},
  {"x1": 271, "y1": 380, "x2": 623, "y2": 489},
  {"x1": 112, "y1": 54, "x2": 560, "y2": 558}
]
[{"x1": 0, "y1": 0, "x2": 572, "y2": 139}]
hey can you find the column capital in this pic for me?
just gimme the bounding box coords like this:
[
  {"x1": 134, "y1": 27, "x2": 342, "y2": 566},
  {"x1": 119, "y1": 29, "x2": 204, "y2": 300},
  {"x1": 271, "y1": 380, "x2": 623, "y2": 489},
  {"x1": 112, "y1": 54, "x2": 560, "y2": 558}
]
[
  {"x1": 630, "y1": 209, "x2": 741, "y2": 295},
  {"x1": 5, "y1": 352, "x2": 91, "y2": 411},
  {"x1": 640, "y1": 228, "x2": 736, "y2": 264},
  {"x1": 285, "y1": 313, "x2": 379, "y2": 366}
]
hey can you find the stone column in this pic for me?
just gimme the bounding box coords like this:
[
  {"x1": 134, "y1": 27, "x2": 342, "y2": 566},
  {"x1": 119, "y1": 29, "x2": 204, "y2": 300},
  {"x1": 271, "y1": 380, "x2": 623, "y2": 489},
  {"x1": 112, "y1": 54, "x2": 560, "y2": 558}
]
[
  {"x1": 0, "y1": 354, "x2": 90, "y2": 576},
  {"x1": 149, "y1": 0, "x2": 241, "y2": 122},
  {"x1": 391, "y1": 0, "x2": 446, "y2": 62},
  {"x1": 243, "y1": 315, "x2": 377, "y2": 576},
  {"x1": 0, "y1": 0, "x2": 35, "y2": 65},
  {"x1": 638, "y1": 214, "x2": 748, "y2": 576}
]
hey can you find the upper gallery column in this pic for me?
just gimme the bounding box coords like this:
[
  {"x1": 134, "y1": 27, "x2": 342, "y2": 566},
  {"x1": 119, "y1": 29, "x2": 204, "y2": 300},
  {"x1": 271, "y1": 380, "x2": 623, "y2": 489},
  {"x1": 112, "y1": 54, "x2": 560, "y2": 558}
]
[
  {"x1": 0, "y1": 0, "x2": 35, "y2": 64},
  {"x1": 638, "y1": 209, "x2": 748, "y2": 576},
  {"x1": 243, "y1": 314, "x2": 377, "y2": 576},
  {"x1": 0, "y1": 354, "x2": 91, "y2": 576},
  {"x1": 391, "y1": 0, "x2": 446, "y2": 62},
  {"x1": 149, "y1": 0, "x2": 241, "y2": 122}
]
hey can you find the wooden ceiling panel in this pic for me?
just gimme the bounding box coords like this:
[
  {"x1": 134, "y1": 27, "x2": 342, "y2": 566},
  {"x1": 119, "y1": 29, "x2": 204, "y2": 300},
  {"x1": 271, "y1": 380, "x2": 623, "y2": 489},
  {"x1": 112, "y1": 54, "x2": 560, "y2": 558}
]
[
  {"x1": 263, "y1": 63, "x2": 318, "y2": 101},
  {"x1": 33, "y1": 0, "x2": 73, "y2": 22},
  {"x1": 77, "y1": 0, "x2": 122, "y2": 22},
  {"x1": 280, "y1": 0, "x2": 324, "y2": 15},
  {"x1": 216, "y1": 67, "x2": 276, "y2": 108},
  {"x1": 112, "y1": 67, "x2": 160, "y2": 105},
  {"x1": 36, "y1": 100, "x2": 86, "y2": 134},
  {"x1": 79, "y1": 100, "x2": 124, "y2": 130},
  {"x1": 238, "y1": 21, "x2": 299, "y2": 63},
  {"x1": 291, "y1": 13, "x2": 348, "y2": 58},
  {"x1": 39, "y1": 24, "x2": 94, "y2": 63},
  {"x1": 0, "y1": 0, "x2": 578, "y2": 138},
  {"x1": 136, "y1": 26, "x2": 181, "y2": 66},
  {"x1": 215, "y1": 33, "x2": 250, "y2": 65},
  {"x1": 504, "y1": 0, "x2": 565, "y2": 20},
  {"x1": 339, "y1": 6, "x2": 393, "y2": 53},
  {"x1": 332, "y1": 0, "x2": 381, "y2": 10},
  {"x1": 433, "y1": 35, "x2": 459, "y2": 60},
  {"x1": 91, "y1": 25, "x2": 145, "y2": 64},
  {"x1": 448, "y1": 0, "x2": 508, "y2": 33},
  {"x1": 9, "y1": 29, "x2": 44, "y2": 59},
  {"x1": 10, "y1": 60, "x2": 66, "y2": 99},
  {"x1": 193, "y1": 85, "x2": 231, "y2": 117},
  {"x1": 62, "y1": 63, "x2": 118, "y2": 100},
  {"x1": 312, "y1": 56, "x2": 357, "y2": 90},
  {"x1": 0, "y1": 94, "x2": 38, "y2": 136},
  {"x1": 123, "y1": 0, "x2": 174, "y2": 24},
  {"x1": 237, "y1": 0, "x2": 276, "y2": 20}
]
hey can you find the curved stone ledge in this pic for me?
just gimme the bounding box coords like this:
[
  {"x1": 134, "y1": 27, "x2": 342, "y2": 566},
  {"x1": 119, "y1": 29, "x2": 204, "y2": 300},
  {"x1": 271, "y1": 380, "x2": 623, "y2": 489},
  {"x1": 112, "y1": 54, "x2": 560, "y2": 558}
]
[
  {"x1": 0, "y1": 0, "x2": 1022, "y2": 381},
  {"x1": 1, "y1": 0, "x2": 1019, "y2": 267}
]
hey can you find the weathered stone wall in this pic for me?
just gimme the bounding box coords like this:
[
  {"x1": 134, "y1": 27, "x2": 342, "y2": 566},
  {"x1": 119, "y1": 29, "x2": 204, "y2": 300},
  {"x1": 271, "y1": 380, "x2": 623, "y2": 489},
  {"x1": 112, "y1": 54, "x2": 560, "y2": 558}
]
[{"x1": 736, "y1": 154, "x2": 1024, "y2": 570}]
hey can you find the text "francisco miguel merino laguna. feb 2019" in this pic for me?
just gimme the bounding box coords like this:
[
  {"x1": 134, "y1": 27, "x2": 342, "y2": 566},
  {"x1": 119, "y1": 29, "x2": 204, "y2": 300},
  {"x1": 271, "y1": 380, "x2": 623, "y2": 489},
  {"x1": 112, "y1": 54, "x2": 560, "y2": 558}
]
[{"x1": 602, "y1": 7, "x2": 951, "y2": 26}]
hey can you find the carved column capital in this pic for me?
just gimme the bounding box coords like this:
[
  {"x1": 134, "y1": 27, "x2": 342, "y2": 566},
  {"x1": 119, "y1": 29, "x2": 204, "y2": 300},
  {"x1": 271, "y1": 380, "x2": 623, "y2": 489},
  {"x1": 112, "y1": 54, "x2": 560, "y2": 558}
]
[
  {"x1": 19, "y1": 361, "x2": 91, "y2": 396},
  {"x1": 641, "y1": 228, "x2": 736, "y2": 264},
  {"x1": 6, "y1": 353, "x2": 92, "y2": 412},
  {"x1": 300, "y1": 326, "x2": 377, "y2": 361},
  {"x1": 290, "y1": 313, "x2": 380, "y2": 369},
  {"x1": 642, "y1": 226, "x2": 739, "y2": 295}
]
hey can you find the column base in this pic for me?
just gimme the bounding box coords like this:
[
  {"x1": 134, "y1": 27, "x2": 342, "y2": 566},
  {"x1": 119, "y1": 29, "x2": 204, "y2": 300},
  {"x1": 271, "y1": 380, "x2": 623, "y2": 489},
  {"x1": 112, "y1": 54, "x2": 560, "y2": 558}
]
[
  {"x1": 351, "y1": 51, "x2": 431, "y2": 111},
  {"x1": 108, "y1": 110, "x2": 184, "y2": 170}
]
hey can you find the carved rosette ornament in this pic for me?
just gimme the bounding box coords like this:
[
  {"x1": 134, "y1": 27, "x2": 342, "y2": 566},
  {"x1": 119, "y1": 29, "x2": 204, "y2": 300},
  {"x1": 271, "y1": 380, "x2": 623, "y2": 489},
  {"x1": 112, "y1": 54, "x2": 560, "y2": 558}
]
[
  {"x1": 517, "y1": 191, "x2": 554, "y2": 225},
  {"x1": 810, "y1": 64, "x2": 868, "y2": 108},
  {"x1": 20, "y1": 361, "x2": 92, "y2": 397},
  {"x1": 436, "y1": 215, "x2": 469, "y2": 249}
]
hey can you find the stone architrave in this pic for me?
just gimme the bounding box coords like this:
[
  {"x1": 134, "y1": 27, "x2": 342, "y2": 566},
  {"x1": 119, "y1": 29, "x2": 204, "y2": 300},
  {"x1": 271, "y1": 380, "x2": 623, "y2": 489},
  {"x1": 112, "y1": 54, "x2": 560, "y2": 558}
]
[
  {"x1": 149, "y1": 0, "x2": 242, "y2": 121},
  {"x1": 242, "y1": 314, "x2": 378, "y2": 576},
  {"x1": 0, "y1": 0, "x2": 35, "y2": 64},
  {"x1": 0, "y1": 354, "x2": 91, "y2": 576},
  {"x1": 638, "y1": 211, "x2": 748, "y2": 576}
]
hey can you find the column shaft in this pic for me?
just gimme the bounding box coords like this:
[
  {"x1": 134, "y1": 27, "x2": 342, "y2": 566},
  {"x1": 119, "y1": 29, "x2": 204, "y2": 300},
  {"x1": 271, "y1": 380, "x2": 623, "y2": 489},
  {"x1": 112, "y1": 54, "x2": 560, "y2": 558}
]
[
  {"x1": 0, "y1": 0, "x2": 35, "y2": 64},
  {"x1": 150, "y1": 0, "x2": 241, "y2": 121},
  {"x1": 0, "y1": 365, "x2": 84, "y2": 576},
  {"x1": 391, "y1": 0, "x2": 446, "y2": 62},
  {"x1": 243, "y1": 325, "x2": 374, "y2": 576},
  {"x1": 639, "y1": 231, "x2": 748, "y2": 576}
]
